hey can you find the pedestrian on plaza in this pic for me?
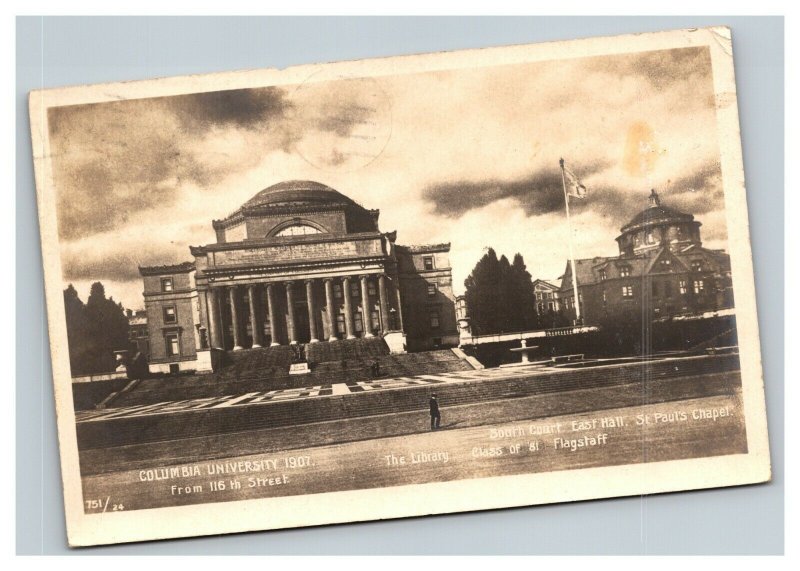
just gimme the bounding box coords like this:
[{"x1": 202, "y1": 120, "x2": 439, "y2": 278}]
[{"x1": 429, "y1": 393, "x2": 441, "y2": 431}]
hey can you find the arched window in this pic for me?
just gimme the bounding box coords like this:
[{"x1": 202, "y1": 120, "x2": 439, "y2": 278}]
[{"x1": 274, "y1": 224, "x2": 323, "y2": 237}]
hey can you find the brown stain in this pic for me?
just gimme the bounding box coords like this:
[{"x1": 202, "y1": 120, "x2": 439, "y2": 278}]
[{"x1": 622, "y1": 121, "x2": 659, "y2": 177}]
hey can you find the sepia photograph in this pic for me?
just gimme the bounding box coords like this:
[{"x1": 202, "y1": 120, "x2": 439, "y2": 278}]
[{"x1": 28, "y1": 25, "x2": 771, "y2": 546}]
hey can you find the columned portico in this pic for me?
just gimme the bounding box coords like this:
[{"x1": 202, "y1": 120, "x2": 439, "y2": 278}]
[{"x1": 145, "y1": 180, "x2": 459, "y2": 373}]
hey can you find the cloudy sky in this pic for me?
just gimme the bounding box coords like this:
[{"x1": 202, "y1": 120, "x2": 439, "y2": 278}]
[{"x1": 48, "y1": 46, "x2": 727, "y2": 310}]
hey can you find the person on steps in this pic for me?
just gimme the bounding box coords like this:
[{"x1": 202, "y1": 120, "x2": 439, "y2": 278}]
[{"x1": 429, "y1": 393, "x2": 441, "y2": 430}]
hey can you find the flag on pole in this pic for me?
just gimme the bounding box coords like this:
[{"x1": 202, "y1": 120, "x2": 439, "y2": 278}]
[{"x1": 563, "y1": 165, "x2": 588, "y2": 199}]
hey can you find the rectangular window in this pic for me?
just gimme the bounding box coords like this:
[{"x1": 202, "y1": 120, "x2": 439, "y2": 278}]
[
  {"x1": 602, "y1": 289, "x2": 607, "y2": 303},
  {"x1": 336, "y1": 314, "x2": 346, "y2": 334},
  {"x1": 163, "y1": 305, "x2": 177, "y2": 324},
  {"x1": 599, "y1": 269, "x2": 607, "y2": 281},
  {"x1": 691, "y1": 260, "x2": 703, "y2": 272},
  {"x1": 367, "y1": 281, "x2": 377, "y2": 296},
  {"x1": 370, "y1": 310, "x2": 380, "y2": 331},
  {"x1": 354, "y1": 312, "x2": 364, "y2": 332},
  {"x1": 619, "y1": 266, "x2": 631, "y2": 277},
  {"x1": 350, "y1": 282, "x2": 360, "y2": 297},
  {"x1": 423, "y1": 256, "x2": 434, "y2": 270},
  {"x1": 679, "y1": 280, "x2": 688, "y2": 295},
  {"x1": 427, "y1": 283, "x2": 437, "y2": 297},
  {"x1": 334, "y1": 284, "x2": 343, "y2": 299},
  {"x1": 161, "y1": 277, "x2": 173, "y2": 292},
  {"x1": 165, "y1": 333, "x2": 180, "y2": 357},
  {"x1": 622, "y1": 285, "x2": 633, "y2": 298},
  {"x1": 429, "y1": 310, "x2": 440, "y2": 329},
  {"x1": 693, "y1": 280, "x2": 705, "y2": 294}
]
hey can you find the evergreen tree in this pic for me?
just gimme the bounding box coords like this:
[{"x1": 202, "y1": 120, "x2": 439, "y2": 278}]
[
  {"x1": 464, "y1": 249, "x2": 538, "y2": 335},
  {"x1": 511, "y1": 253, "x2": 538, "y2": 330},
  {"x1": 63, "y1": 282, "x2": 133, "y2": 375},
  {"x1": 63, "y1": 285, "x2": 91, "y2": 375}
]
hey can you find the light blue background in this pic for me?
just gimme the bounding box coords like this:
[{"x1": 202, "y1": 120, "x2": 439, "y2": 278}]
[{"x1": 16, "y1": 16, "x2": 784, "y2": 555}]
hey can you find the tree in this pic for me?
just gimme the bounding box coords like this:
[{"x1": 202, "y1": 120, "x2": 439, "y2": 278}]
[
  {"x1": 464, "y1": 249, "x2": 538, "y2": 335},
  {"x1": 63, "y1": 282, "x2": 133, "y2": 375},
  {"x1": 511, "y1": 253, "x2": 538, "y2": 330},
  {"x1": 63, "y1": 285, "x2": 91, "y2": 375}
]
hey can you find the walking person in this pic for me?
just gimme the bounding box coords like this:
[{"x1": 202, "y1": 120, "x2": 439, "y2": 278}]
[{"x1": 429, "y1": 393, "x2": 441, "y2": 430}]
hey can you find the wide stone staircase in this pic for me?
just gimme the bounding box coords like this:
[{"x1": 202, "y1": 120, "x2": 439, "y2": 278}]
[
  {"x1": 77, "y1": 352, "x2": 741, "y2": 451},
  {"x1": 109, "y1": 338, "x2": 473, "y2": 408}
]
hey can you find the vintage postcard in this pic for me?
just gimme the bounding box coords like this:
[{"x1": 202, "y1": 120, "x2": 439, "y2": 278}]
[{"x1": 29, "y1": 26, "x2": 770, "y2": 546}]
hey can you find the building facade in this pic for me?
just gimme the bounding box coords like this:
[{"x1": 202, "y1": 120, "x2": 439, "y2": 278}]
[
  {"x1": 532, "y1": 279, "x2": 561, "y2": 315},
  {"x1": 127, "y1": 310, "x2": 150, "y2": 359},
  {"x1": 558, "y1": 189, "x2": 734, "y2": 326},
  {"x1": 140, "y1": 180, "x2": 459, "y2": 373}
]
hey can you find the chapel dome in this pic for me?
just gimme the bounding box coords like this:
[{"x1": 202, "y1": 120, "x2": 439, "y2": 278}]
[
  {"x1": 241, "y1": 180, "x2": 357, "y2": 210},
  {"x1": 615, "y1": 189, "x2": 702, "y2": 256},
  {"x1": 620, "y1": 189, "x2": 694, "y2": 233}
]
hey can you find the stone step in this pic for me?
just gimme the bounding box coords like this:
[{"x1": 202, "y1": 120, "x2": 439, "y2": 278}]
[{"x1": 76, "y1": 353, "x2": 741, "y2": 450}]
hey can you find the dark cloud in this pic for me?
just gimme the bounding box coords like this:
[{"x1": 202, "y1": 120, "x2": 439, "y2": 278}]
[
  {"x1": 61, "y1": 242, "x2": 190, "y2": 282},
  {"x1": 661, "y1": 162, "x2": 724, "y2": 215},
  {"x1": 422, "y1": 159, "x2": 726, "y2": 235},
  {"x1": 421, "y1": 160, "x2": 611, "y2": 218},
  {"x1": 169, "y1": 87, "x2": 294, "y2": 133},
  {"x1": 48, "y1": 86, "x2": 294, "y2": 241}
]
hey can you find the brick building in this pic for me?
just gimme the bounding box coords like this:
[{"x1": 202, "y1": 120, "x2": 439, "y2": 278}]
[
  {"x1": 139, "y1": 180, "x2": 459, "y2": 374},
  {"x1": 558, "y1": 189, "x2": 734, "y2": 325}
]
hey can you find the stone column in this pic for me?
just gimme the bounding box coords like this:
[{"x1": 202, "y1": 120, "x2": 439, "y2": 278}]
[
  {"x1": 324, "y1": 278, "x2": 337, "y2": 341},
  {"x1": 207, "y1": 287, "x2": 221, "y2": 349},
  {"x1": 342, "y1": 277, "x2": 356, "y2": 339},
  {"x1": 266, "y1": 283, "x2": 280, "y2": 346},
  {"x1": 247, "y1": 284, "x2": 261, "y2": 348},
  {"x1": 286, "y1": 281, "x2": 297, "y2": 345},
  {"x1": 378, "y1": 274, "x2": 390, "y2": 333},
  {"x1": 394, "y1": 282, "x2": 405, "y2": 331},
  {"x1": 229, "y1": 286, "x2": 243, "y2": 351},
  {"x1": 305, "y1": 279, "x2": 319, "y2": 343},
  {"x1": 360, "y1": 275, "x2": 374, "y2": 338}
]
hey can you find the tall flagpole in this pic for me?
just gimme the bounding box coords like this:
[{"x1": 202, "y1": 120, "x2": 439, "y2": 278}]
[{"x1": 560, "y1": 158, "x2": 582, "y2": 323}]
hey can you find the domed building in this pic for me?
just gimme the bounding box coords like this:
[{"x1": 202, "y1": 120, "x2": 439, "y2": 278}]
[
  {"x1": 558, "y1": 189, "x2": 734, "y2": 327},
  {"x1": 616, "y1": 189, "x2": 703, "y2": 256},
  {"x1": 139, "y1": 180, "x2": 459, "y2": 374}
]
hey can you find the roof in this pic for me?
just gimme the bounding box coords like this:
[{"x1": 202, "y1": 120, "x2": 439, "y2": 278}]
[
  {"x1": 621, "y1": 205, "x2": 694, "y2": 231},
  {"x1": 532, "y1": 278, "x2": 561, "y2": 290},
  {"x1": 620, "y1": 190, "x2": 694, "y2": 233},
  {"x1": 139, "y1": 261, "x2": 195, "y2": 276},
  {"x1": 559, "y1": 246, "x2": 730, "y2": 290},
  {"x1": 559, "y1": 257, "x2": 615, "y2": 289},
  {"x1": 241, "y1": 180, "x2": 358, "y2": 210}
]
